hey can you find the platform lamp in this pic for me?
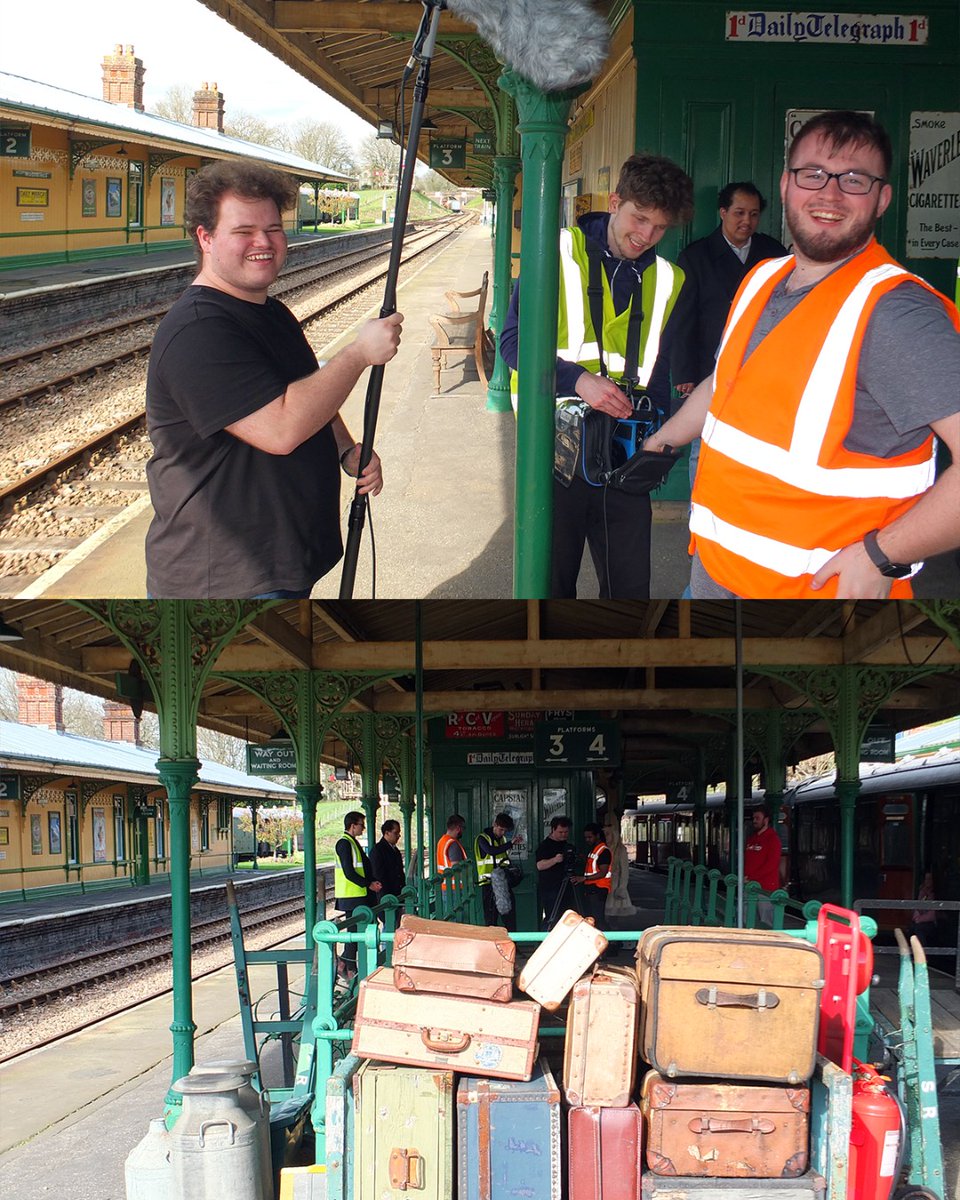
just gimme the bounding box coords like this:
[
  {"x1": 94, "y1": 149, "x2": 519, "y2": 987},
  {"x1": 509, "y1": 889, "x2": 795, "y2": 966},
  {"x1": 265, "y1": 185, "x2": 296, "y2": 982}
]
[
  {"x1": 0, "y1": 612, "x2": 24, "y2": 642},
  {"x1": 114, "y1": 659, "x2": 146, "y2": 720}
]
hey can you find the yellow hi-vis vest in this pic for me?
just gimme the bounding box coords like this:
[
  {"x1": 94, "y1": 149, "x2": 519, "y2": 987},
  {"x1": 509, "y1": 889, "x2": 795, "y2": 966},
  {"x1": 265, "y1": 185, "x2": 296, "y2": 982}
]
[
  {"x1": 334, "y1": 832, "x2": 367, "y2": 899},
  {"x1": 510, "y1": 225, "x2": 684, "y2": 409},
  {"x1": 474, "y1": 830, "x2": 510, "y2": 885}
]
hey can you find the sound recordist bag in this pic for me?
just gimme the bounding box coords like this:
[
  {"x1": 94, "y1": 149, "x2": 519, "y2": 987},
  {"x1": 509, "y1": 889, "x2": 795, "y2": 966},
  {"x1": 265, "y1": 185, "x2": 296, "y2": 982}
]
[{"x1": 553, "y1": 243, "x2": 679, "y2": 495}]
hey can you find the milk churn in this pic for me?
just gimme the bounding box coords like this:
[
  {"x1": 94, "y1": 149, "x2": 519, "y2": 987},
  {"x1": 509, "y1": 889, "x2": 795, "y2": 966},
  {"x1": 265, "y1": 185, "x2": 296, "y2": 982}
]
[
  {"x1": 169, "y1": 1072, "x2": 262, "y2": 1200},
  {"x1": 124, "y1": 1116, "x2": 173, "y2": 1200},
  {"x1": 190, "y1": 1059, "x2": 273, "y2": 1200}
]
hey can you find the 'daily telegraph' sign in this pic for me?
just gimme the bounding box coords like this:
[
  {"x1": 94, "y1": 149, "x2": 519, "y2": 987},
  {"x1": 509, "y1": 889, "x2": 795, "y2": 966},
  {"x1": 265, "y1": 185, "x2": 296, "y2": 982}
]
[{"x1": 725, "y1": 11, "x2": 928, "y2": 44}]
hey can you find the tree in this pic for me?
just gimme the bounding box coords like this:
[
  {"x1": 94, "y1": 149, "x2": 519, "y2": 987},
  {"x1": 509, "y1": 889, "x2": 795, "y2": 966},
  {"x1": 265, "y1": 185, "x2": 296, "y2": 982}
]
[
  {"x1": 285, "y1": 118, "x2": 355, "y2": 175},
  {"x1": 238, "y1": 807, "x2": 303, "y2": 858},
  {"x1": 418, "y1": 169, "x2": 457, "y2": 195},
  {"x1": 152, "y1": 84, "x2": 194, "y2": 125},
  {"x1": 197, "y1": 725, "x2": 249, "y2": 773},
  {"x1": 357, "y1": 134, "x2": 402, "y2": 189},
  {"x1": 224, "y1": 110, "x2": 282, "y2": 148}
]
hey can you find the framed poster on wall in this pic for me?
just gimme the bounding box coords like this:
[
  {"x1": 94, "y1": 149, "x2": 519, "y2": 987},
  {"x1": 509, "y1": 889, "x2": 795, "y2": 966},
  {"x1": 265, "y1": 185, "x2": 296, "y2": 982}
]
[
  {"x1": 48, "y1": 810, "x2": 61, "y2": 855},
  {"x1": 106, "y1": 177, "x2": 122, "y2": 218},
  {"x1": 160, "y1": 177, "x2": 176, "y2": 226},
  {"x1": 31, "y1": 814, "x2": 42, "y2": 854},
  {"x1": 93, "y1": 807, "x2": 107, "y2": 862},
  {"x1": 82, "y1": 178, "x2": 97, "y2": 217}
]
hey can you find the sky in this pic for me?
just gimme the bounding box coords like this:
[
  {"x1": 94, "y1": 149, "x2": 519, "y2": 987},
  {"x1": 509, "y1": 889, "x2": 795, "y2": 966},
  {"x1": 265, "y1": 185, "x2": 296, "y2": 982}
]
[{"x1": 0, "y1": 0, "x2": 376, "y2": 147}]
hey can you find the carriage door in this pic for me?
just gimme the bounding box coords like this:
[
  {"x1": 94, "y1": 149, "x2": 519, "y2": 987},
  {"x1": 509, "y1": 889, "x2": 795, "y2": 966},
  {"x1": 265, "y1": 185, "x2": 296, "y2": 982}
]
[{"x1": 878, "y1": 794, "x2": 914, "y2": 908}]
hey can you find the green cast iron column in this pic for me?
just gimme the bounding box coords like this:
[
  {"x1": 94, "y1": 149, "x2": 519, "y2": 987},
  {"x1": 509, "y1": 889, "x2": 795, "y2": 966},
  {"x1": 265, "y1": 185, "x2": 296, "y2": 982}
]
[
  {"x1": 360, "y1": 713, "x2": 380, "y2": 838},
  {"x1": 500, "y1": 71, "x2": 584, "y2": 598},
  {"x1": 486, "y1": 154, "x2": 521, "y2": 413},
  {"x1": 297, "y1": 783, "x2": 321, "y2": 942},
  {"x1": 157, "y1": 756, "x2": 200, "y2": 1093},
  {"x1": 400, "y1": 736, "x2": 415, "y2": 870}
]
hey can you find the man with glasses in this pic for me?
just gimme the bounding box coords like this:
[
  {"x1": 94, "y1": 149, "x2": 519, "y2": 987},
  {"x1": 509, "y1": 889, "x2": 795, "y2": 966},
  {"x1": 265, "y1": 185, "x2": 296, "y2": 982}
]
[{"x1": 646, "y1": 111, "x2": 960, "y2": 598}]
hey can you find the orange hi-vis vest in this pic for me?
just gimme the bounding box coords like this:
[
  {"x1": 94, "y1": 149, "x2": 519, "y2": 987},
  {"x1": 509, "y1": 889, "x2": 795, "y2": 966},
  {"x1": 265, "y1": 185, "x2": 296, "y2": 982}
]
[
  {"x1": 437, "y1": 831, "x2": 460, "y2": 891},
  {"x1": 690, "y1": 240, "x2": 959, "y2": 598},
  {"x1": 585, "y1": 842, "x2": 611, "y2": 890}
]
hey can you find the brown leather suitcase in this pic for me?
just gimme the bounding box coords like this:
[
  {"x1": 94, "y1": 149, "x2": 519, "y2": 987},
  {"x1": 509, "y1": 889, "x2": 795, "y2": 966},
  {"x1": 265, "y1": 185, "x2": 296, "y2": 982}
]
[
  {"x1": 567, "y1": 1104, "x2": 643, "y2": 1200},
  {"x1": 392, "y1": 914, "x2": 516, "y2": 1002},
  {"x1": 519, "y1": 910, "x2": 608, "y2": 1012},
  {"x1": 351, "y1": 966, "x2": 540, "y2": 1081},
  {"x1": 636, "y1": 926, "x2": 823, "y2": 1083},
  {"x1": 563, "y1": 964, "x2": 639, "y2": 1107},
  {"x1": 640, "y1": 1071, "x2": 810, "y2": 1178}
]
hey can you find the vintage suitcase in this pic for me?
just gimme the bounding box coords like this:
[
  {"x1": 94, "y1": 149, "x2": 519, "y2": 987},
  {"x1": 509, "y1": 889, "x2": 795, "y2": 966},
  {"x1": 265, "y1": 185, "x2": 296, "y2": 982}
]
[
  {"x1": 325, "y1": 1054, "x2": 362, "y2": 1200},
  {"x1": 519, "y1": 910, "x2": 608, "y2": 1012},
  {"x1": 351, "y1": 966, "x2": 540, "y2": 1081},
  {"x1": 640, "y1": 1071, "x2": 810, "y2": 1178},
  {"x1": 353, "y1": 1061, "x2": 454, "y2": 1200},
  {"x1": 457, "y1": 1057, "x2": 562, "y2": 1200},
  {"x1": 392, "y1": 914, "x2": 516, "y2": 1002},
  {"x1": 564, "y1": 964, "x2": 640, "y2": 1107},
  {"x1": 567, "y1": 1103, "x2": 643, "y2": 1200},
  {"x1": 637, "y1": 926, "x2": 823, "y2": 1083}
]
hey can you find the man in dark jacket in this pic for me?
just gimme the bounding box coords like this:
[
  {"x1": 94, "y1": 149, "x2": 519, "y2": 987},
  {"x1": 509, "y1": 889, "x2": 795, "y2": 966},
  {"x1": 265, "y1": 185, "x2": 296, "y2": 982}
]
[
  {"x1": 500, "y1": 155, "x2": 693, "y2": 598},
  {"x1": 371, "y1": 819, "x2": 405, "y2": 899},
  {"x1": 670, "y1": 182, "x2": 788, "y2": 485}
]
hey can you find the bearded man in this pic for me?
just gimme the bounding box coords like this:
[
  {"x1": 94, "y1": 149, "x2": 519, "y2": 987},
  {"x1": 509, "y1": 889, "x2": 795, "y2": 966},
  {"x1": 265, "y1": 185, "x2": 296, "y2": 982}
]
[{"x1": 646, "y1": 110, "x2": 960, "y2": 599}]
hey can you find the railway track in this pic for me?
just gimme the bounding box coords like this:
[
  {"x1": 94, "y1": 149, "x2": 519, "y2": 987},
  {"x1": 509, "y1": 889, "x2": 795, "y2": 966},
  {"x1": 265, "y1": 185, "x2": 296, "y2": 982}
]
[
  {"x1": 0, "y1": 895, "x2": 307, "y2": 1020},
  {"x1": 0, "y1": 216, "x2": 472, "y2": 584}
]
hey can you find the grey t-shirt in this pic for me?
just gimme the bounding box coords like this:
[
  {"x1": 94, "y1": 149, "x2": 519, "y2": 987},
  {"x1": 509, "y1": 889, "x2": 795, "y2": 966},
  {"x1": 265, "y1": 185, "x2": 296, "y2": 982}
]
[{"x1": 743, "y1": 261, "x2": 960, "y2": 458}]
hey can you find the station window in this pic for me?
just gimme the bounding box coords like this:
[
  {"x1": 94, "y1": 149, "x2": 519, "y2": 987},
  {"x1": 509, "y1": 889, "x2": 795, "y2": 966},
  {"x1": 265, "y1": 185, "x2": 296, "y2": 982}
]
[
  {"x1": 65, "y1": 792, "x2": 78, "y2": 864},
  {"x1": 217, "y1": 796, "x2": 230, "y2": 832},
  {"x1": 155, "y1": 801, "x2": 165, "y2": 861},
  {"x1": 114, "y1": 795, "x2": 126, "y2": 861},
  {"x1": 201, "y1": 807, "x2": 210, "y2": 852}
]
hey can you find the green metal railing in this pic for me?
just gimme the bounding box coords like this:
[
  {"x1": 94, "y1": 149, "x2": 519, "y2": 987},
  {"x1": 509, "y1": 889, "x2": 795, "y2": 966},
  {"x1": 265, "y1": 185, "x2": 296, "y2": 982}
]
[{"x1": 664, "y1": 855, "x2": 809, "y2": 928}]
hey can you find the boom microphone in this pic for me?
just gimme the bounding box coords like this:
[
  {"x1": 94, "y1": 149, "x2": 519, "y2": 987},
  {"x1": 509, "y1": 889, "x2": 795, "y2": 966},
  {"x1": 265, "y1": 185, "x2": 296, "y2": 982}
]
[{"x1": 445, "y1": 0, "x2": 610, "y2": 91}]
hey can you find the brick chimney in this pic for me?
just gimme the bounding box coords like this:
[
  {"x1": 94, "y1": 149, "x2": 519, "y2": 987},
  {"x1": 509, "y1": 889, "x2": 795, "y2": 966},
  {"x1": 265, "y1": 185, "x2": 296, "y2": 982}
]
[
  {"x1": 193, "y1": 82, "x2": 225, "y2": 133},
  {"x1": 16, "y1": 677, "x2": 65, "y2": 732},
  {"x1": 103, "y1": 698, "x2": 141, "y2": 747},
  {"x1": 101, "y1": 43, "x2": 145, "y2": 112}
]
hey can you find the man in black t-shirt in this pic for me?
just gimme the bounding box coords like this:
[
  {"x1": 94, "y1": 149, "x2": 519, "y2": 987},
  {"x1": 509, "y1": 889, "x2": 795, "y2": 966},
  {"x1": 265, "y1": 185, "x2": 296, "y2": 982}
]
[
  {"x1": 535, "y1": 815, "x2": 573, "y2": 929},
  {"x1": 145, "y1": 160, "x2": 403, "y2": 598}
]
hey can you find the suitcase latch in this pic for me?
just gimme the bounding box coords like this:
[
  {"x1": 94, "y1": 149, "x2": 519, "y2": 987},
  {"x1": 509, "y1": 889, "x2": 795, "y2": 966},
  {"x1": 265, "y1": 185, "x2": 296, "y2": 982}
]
[
  {"x1": 695, "y1": 986, "x2": 780, "y2": 1010},
  {"x1": 389, "y1": 1147, "x2": 423, "y2": 1190}
]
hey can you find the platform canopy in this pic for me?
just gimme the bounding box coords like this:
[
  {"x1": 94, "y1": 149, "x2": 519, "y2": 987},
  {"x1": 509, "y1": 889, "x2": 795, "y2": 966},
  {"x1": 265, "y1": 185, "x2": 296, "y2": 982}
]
[
  {"x1": 0, "y1": 600, "x2": 958, "y2": 794},
  {"x1": 193, "y1": 0, "x2": 618, "y2": 189}
]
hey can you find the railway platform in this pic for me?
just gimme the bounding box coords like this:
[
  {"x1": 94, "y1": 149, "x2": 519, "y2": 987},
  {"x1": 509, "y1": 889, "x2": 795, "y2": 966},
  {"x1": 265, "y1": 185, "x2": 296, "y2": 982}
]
[{"x1": 13, "y1": 220, "x2": 699, "y2": 601}]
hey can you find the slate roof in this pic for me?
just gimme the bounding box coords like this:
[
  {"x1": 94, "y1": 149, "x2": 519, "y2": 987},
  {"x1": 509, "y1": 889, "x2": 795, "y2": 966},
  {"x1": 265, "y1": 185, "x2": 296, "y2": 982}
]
[
  {"x1": 0, "y1": 719, "x2": 294, "y2": 798},
  {"x1": 0, "y1": 69, "x2": 354, "y2": 183}
]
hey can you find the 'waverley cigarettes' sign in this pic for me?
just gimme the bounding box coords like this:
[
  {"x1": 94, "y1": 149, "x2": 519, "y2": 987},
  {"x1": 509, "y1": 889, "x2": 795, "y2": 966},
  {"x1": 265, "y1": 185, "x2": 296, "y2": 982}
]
[{"x1": 726, "y1": 11, "x2": 928, "y2": 44}]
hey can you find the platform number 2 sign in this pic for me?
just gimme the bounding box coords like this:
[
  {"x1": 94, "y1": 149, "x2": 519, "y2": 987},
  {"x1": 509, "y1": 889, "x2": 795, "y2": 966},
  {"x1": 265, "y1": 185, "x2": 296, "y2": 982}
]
[{"x1": 1, "y1": 128, "x2": 31, "y2": 157}]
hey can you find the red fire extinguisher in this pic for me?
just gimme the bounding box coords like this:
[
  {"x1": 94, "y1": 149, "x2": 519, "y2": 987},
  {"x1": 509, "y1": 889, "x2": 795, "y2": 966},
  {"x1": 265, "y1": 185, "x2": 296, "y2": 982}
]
[{"x1": 849, "y1": 1059, "x2": 903, "y2": 1200}]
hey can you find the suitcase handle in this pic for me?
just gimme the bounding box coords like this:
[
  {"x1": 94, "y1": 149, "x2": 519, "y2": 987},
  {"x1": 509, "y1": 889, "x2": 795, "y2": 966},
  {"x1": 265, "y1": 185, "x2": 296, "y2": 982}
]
[
  {"x1": 688, "y1": 1116, "x2": 777, "y2": 1135},
  {"x1": 695, "y1": 986, "x2": 780, "y2": 1010},
  {"x1": 420, "y1": 1026, "x2": 471, "y2": 1053},
  {"x1": 389, "y1": 1147, "x2": 423, "y2": 1190}
]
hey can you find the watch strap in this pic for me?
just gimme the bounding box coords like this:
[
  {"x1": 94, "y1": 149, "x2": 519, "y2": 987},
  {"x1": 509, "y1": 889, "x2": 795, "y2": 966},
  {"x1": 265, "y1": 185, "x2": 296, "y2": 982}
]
[{"x1": 862, "y1": 528, "x2": 912, "y2": 578}]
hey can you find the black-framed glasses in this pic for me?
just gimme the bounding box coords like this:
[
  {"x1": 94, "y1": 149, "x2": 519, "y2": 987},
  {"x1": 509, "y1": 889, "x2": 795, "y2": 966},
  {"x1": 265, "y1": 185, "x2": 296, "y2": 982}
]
[{"x1": 787, "y1": 167, "x2": 887, "y2": 195}]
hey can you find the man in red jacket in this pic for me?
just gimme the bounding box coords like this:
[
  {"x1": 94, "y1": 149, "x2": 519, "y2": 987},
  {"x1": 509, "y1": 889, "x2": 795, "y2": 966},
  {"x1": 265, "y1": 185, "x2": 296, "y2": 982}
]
[{"x1": 745, "y1": 803, "x2": 782, "y2": 925}]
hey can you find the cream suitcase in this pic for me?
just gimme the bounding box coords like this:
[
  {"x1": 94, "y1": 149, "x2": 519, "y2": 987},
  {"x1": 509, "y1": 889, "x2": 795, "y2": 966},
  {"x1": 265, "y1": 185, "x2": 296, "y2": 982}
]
[
  {"x1": 519, "y1": 910, "x2": 608, "y2": 1012},
  {"x1": 563, "y1": 964, "x2": 640, "y2": 1107}
]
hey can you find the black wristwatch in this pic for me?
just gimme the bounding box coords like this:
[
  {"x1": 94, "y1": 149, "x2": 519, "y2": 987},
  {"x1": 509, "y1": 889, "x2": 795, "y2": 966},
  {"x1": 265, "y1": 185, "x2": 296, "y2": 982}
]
[{"x1": 862, "y1": 529, "x2": 912, "y2": 579}]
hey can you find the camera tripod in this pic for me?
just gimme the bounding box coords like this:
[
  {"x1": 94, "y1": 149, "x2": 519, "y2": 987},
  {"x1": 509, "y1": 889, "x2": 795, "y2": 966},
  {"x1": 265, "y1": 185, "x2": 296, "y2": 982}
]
[{"x1": 546, "y1": 872, "x2": 584, "y2": 929}]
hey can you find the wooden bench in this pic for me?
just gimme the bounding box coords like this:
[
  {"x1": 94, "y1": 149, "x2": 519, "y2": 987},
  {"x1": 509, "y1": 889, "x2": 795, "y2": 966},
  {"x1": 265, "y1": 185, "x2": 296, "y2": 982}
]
[{"x1": 429, "y1": 270, "x2": 495, "y2": 392}]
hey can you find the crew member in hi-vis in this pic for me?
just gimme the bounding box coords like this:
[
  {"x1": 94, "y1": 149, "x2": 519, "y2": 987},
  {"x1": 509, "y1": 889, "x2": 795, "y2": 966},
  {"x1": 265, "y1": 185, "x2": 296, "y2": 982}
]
[{"x1": 647, "y1": 111, "x2": 960, "y2": 598}]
